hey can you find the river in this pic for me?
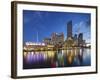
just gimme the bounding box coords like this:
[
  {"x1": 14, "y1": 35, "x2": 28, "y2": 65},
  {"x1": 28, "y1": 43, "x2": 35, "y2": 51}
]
[{"x1": 23, "y1": 47, "x2": 91, "y2": 69}]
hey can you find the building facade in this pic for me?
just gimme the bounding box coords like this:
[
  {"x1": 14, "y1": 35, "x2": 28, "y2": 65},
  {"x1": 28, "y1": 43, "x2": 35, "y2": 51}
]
[
  {"x1": 51, "y1": 32, "x2": 64, "y2": 46},
  {"x1": 43, "y1": 38, "x2": 52, "y2": 45},
  {"x1": 78, "y1": 33, "x2": 83, "y2": 46},
  {"x1": 67, "y1": 21, "x2": 72, "y2": 39}
]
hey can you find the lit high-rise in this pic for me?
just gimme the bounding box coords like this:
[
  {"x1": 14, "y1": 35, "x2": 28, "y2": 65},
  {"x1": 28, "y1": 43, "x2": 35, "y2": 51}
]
[{"x1": 67, "y1": 21, "x2": 72, "y2": 38}]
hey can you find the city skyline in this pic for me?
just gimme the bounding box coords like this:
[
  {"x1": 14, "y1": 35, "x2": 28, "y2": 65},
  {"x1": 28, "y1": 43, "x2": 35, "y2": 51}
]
[{"x1": 23, "y1": 10, "x2": 91, "y2": 43}]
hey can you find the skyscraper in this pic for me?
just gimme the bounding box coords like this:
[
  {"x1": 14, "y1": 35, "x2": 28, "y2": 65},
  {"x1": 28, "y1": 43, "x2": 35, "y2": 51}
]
[
  {"x1": 78, "y1": 33, "x2": 83, "y2": 46},
  {"x1": 67, "y1": 21, "x2": 72, "y2": 38},
  {"x1": 74, "y1": 34, "x2": 77, "y2": 41}
]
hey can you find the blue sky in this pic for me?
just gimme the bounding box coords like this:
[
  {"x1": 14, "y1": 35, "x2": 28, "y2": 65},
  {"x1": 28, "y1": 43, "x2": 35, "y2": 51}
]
[{"x1": 23, "y1": 10, "x2": 91, "y2": 43}]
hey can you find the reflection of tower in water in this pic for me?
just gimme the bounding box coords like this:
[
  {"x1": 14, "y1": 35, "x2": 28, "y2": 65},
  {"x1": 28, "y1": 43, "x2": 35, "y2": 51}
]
[
  {"x1": 66, "y1": 49, "x2": 75, "y2": 64},
  {"x1": 78, "y1": 48, "x2": 84, "y2": 64}
]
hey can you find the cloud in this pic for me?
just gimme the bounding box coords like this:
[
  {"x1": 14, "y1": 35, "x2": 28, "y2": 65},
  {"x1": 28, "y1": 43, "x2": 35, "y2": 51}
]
[
  {"x1": 73, "y1": 21, "x2": 91, "y2": 43},
  {"x1": 86, "y1": 19, "x2": 91, "y2": 28},
  {"x1": 34, "y1": 11, "x2": 43, "y2": 19},
  {"x1": 33, "y1": 11, "x2": 49, "y2": 20},
  {"x1": 73, "y1": 20, "x2": 90, "y2": 33}
]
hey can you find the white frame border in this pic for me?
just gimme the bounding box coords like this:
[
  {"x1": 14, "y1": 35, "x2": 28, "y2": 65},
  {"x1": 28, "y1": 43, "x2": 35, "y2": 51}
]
[{"x1": 16, "y1": 3, "x2": 97, "y2": 77}]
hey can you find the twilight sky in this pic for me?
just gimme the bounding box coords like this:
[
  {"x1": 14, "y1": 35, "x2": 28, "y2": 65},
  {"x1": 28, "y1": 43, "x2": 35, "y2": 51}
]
[{"x1": 23, "y1": 10, "x2": 91, "y2": 43}]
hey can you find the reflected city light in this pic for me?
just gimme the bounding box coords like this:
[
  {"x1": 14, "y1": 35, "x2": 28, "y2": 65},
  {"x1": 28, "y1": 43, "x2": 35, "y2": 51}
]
[{"x1": 23, "y1": 48, "x2": 91, "y2": 69}]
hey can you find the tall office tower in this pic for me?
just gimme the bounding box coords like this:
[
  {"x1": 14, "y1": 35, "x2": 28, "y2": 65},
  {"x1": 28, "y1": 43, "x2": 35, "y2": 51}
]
[
  {"x1": 67, "y1": 21, "x2": 72, "y2": 38},
  {"x1": 74, "y1": 34, "x2": 77, "y2": 41},
  {"x1": 78, "y1": 33, "x2": 83, "y2": 46},
  {"x1": 73, "y1": 34, "x2": 78, "y2": 46},
  {"x1": 51, "y1": 32, "x2": 56, "y2": 45}
]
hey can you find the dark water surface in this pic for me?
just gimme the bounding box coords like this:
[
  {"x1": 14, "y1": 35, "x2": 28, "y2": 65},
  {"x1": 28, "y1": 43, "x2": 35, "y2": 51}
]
[{"x1": 23, "y1": 48, "x2": 91, "y2": 69}]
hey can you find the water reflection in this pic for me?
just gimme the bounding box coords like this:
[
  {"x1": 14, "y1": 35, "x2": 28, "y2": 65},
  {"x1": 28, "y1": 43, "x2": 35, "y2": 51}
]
[{"x1": 23, "y1": 47, "x2": 91, "y2": 69}]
